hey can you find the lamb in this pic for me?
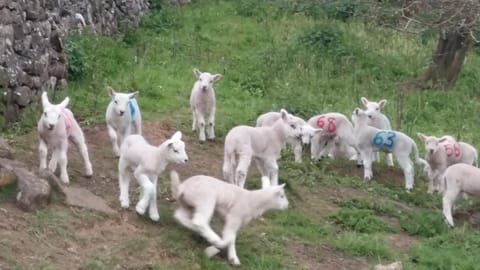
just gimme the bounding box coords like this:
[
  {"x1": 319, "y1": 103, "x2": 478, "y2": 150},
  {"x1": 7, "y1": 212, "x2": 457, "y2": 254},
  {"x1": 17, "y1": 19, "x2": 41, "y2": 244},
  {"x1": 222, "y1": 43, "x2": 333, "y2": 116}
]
[
  {"x1": 441, "y1": 163, "x2": 480, "y2": 227},
  {"x1": 255, "y1": 111, "x2": 320, "y2": 163},
  {"x1": 37, "y1": 92, "x2": 93, "y2": 184},
  {"x1": 118, "y1": 131, "x2": 188, "y2": 221},
  {"x1": 307, "y1": 112, "x2": 359, "y2": 162},
  {"x1": 353, "y1": 97, "x2": 394, "y2": 166},
  {"x1": 190, "y1": 68, "x2": 222, "y2": 142},
  {"x1": 169, "y1": 171, "x2": 289, "y2": 265},
  {"x1": 223, "y1": 109, "x2": 301, "y2": 189},
  {"x1": 106, "y1": 86, "x2": 142, "y2": 157},
  {"x1": 352, "y1": 108, "x2": 424, "y2": 191},
  {"x1": 418, "y1": 133, "x2": 478, "y2": 193}
]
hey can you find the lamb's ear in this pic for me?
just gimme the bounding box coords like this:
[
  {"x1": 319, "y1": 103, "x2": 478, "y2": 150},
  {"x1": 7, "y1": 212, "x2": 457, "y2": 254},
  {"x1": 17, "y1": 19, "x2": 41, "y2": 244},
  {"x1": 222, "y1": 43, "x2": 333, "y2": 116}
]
[
  {"x1": 278, "y1": 183, "x2": 286, "y2": 189},
  {"x1": 129, "y1": 91, "x2": 138, "y2": 99},
  {"x1": 171, "y1": 131, "x2": 182, "y2": 141},
  {"x1": 353, "y1": 107, "x2": 361, "y2": 115},
  {"x1": 59, "y1": 97, "x2": 70, "y2": 109},
  {"x1": 213, "y1": 74, "x2": 222, "y2": 81},
  {"x1": 107, "y1": 87, "x2": 116, "y2": 97},
  {"x1": 438, "y1": 136, "x2": 449, "y2": 143},
  {"x1": 193, "y1": 68, "x2": 202, "y2": 79},
  {"x1": 361, "y1": 97, "x2": 369, "y2": 106},
  {"x1": 280, "y1": 109, "x2": 288, "y2": 121},
  {"x1": 41, "y1": 91, "x2": 50, "y2": 108},
  {"x1": 379, "y1": 99, "x2": 387, "y2": 109},
  {"x1": 314, "y1": 128, "x2": 323, "y2": 134},
  {"x1": 417, "y1": 133, "x2": 426, "y2": 141}
]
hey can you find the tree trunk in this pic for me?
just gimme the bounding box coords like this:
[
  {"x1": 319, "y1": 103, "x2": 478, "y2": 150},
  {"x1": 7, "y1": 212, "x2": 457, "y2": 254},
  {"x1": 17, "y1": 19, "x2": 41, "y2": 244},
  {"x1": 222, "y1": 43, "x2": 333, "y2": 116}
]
[{"x1": 420, "y1": 31, "x2": 471, "y2": 89}]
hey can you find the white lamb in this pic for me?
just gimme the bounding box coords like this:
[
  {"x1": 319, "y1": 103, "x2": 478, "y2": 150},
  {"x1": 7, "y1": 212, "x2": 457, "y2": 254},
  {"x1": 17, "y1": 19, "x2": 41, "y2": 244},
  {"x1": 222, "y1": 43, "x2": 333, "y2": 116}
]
[
  {"x1": 353, "y1": 97, "x2": 394, "y2": 166},
  {"x1": 441, "y1": 163, "x2": 480, "y2": 227},
  {"x1": 256, "y1": 111, "x2": 320, "y2": 163},
  {"x1": 37, "y1": 92, "x2": 93, "y2": 184},
  {"x1": 106, "y1": 86, "x2": 142, "y2": 157},
  {"x1": 352, "y1": 108, "x2": 424, "y2": 191},
  {"x1": 118, "y1": 131, "x2": 188, "y2": 221},
  {"x1": 307, "y1": 112, "x2": 359, "y2": 162},
  {"x1": 418, "y1": 133, "x2": 478, "y2": 193},
  {"x1": 223, "y1": 109, "x2": 300, "y2": 189},
  {"x1": 190, "y1": 68, "x2": 222, "y2": 142},
  {"x1": 169, "y1": 171, "x2": 289, "y2": 265}
]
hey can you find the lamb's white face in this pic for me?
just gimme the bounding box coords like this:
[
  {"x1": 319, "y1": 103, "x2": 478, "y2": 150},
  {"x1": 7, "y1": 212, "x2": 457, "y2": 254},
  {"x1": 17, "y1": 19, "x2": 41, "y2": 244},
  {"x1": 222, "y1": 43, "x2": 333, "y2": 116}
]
[
  {"x1": 361, "y1": 97, "x2": 386, "y2": 121},
  {"x1": 419, "y1": 133, "x2": 452, "y2": 156},
  {"x1": 279, "y1": 110, "x2": 302, "y2": 139},
  {"x1": 166, "y1": 131, "x2": 189, "y2": 164},
  {"x1": 40, "y1": 92, "x2": 69, "y2": 131},
  {"x1": 272, "y1": 184, "x2": 289, "y2": 210},
  {"x1": 352, "y1": 108, "x2": 369, "y2": 124},
  {"x1": 194, "y1": 68, "x2": 222, "y2": 92},
  {"x1": 299, "y1": 124, "x2": 321, "y2": 145},
  {"x1": 108, "y1": 87, "x2": 138, "y2": 117}
]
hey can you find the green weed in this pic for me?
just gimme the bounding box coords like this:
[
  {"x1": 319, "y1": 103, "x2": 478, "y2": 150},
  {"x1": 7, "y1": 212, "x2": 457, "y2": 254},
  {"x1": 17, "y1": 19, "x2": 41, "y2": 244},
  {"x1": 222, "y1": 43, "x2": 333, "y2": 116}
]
[
  {"x1": 399, "y1": 209, "x2": 448, "y2": 237},
  {"x1": 329, "y1": 208, "x2": 396, "y2": 233},
  {"x1": 332, "y1": 231, "x2": 394, "y2": 259}
]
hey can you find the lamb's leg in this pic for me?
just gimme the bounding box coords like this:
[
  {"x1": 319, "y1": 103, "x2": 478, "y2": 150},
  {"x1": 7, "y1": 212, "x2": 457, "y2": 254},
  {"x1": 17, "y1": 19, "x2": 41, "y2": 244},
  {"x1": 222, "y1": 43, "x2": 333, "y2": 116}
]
[
  {"x1": 148, "y1": 175, "x2": 160, "y2": 221},
  {"x1": 58, "y1": 141, "x2": 69, "y2": 184},
  {"x1": 197, "y1": 113, "x2": 206, "y2": 142},
  {"x1": 254, "y1": 158, "x2": 270, "y2": 189},
  {"x1": 222, "y1": 151, "x2": 235, "y2": 184},
  {"x1": 396, "y1": 155, "x2": 414, "y2": 191},
  {"x1": 118, "y1": 158, "x2": 130, "y2": 208},
  {"x1": 48, "y1": 147, "x2": 59, "y2": 173},
  {"x1": 71, "y1": 132, "x2": 93, "y2": 177},
  {"x1": 235, "y1": 152, "x2": 252, "y2": 189},
  {"x1": 222, "y1": 217, "x2": 241, "y2": 265},
  {"x1": 174, "y1": 206, "x2": 196, "y2": 232},
  {"x1": 192, "y1": 204, "x2": 223, "y2": 247},
  {"x1": 206, "y1": 111, "x2": 215, "y2": 140},
  {"x1": 266, "y1": 159, "x2": 279, "y2": 187},
  {"x1": 310, "y1": 134, "x2": 326, "y2": 161},
  {"x1": 191, "y1": 108, "x2": 197, "y2": 131},
  {"x1": 291, "y1": 140, "x2": 303, "y2": 163},
  {"x1": 38, "y1": 138, "x2": 48, "y2": 170},
  {"x1": 443, "y1": 189, "x2": 459, "y2": 227},
  {"x1": 133, "y1": 118, "x2": 142, "y2": 135},
  {"x1": 134, "y1": 169, "x2": 154, "y2": 215},
  {"x1": 386, "y1": 153, "x2": 394, "y2": 167},
  {"x1": 107, "y1": 124, "x2": 120, "y2": 157},
  {"x1": 360, "y1": 151, "x2": 373, "y2": 181}
]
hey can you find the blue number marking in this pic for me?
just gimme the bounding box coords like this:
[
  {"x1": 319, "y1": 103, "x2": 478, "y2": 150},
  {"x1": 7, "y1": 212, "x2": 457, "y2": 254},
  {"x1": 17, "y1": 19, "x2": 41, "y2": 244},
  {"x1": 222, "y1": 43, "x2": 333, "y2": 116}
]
[{"x1": 372, "y1": 131, "x2": 396, "y2": 149}]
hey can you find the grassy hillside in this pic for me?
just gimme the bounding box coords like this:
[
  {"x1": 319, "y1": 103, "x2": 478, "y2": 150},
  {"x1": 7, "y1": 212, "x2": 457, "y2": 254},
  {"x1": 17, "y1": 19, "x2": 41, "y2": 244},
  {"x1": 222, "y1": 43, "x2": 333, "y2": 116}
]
[{"x1": 3, "y1": 0, "x2": 480, "y2": 269}]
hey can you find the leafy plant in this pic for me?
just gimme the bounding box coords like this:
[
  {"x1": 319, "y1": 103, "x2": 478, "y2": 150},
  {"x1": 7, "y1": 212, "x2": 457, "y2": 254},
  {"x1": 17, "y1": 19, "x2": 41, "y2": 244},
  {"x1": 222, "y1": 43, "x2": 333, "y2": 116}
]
[{"x1": 329, "y1": 208, "x2": 395, "y2": 233}]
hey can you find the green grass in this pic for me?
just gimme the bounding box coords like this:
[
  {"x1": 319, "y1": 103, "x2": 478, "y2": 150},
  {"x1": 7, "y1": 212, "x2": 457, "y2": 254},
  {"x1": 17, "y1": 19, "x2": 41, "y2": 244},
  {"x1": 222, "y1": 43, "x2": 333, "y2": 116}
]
[{"x1": 5, "y1": 0, "x2": 480, "y2": 268}]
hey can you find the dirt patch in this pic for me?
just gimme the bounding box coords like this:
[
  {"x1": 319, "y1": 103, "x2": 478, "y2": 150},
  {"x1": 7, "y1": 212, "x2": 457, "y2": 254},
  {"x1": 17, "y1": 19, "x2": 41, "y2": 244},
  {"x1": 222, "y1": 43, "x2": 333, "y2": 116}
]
[{"x1": 384, "y1": 233, "x2": 417, "y2": 253}]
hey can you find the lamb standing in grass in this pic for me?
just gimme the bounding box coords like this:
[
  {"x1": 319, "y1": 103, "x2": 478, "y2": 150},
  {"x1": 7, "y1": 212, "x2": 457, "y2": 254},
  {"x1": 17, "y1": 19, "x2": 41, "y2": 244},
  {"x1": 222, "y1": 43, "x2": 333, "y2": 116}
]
[
  {"x1": 38, "y1": 92, "x2": 93, "y2": 184},
  {"x1": 354, "y1": 97, "x2": 394, "y2": 166},
  {"x1": 307, "y1": 112, "x2": 359, "y2": 162},
  {"x1": 441, "y1": 163, "x2": 480, "y2": 227},
  {"x1": 170, "y1": 171, "x2": 289, "y2": 265},
  {"x1": 352, "y1": 108, "x2": 424, "y2": 191},
  {"x1": 223, "y1": 109, "x2": 300, "y2": 189},
  {"x1": 418, "y1": 133, "x2": 478, "y2": 193},
  {"x1": 256, "y1": 111, "x2": 320, "y2": 163},
  {"x1": 106, "y1": 86, "x2": 142, "y2": 157},
  {"x1": 190, "y1": 68, "x2": 222, "y2": 142},
  {"x1": 118, "y1": 131, "x2": 188, "y2": 221}
]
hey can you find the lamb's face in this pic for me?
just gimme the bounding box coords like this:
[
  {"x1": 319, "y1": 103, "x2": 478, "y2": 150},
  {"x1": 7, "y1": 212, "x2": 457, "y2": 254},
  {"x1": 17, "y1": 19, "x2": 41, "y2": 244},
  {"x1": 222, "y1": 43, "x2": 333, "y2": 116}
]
[
  {"x1": 361, "y1": 97, "x2": 386, "y2": 122},
  {"x1": 424, "y1": 137, "x2": 441, "y2": 155},
  {"x1": 279, "y1": 112, "x2": 302, "y2": 139},
  {"x1": 108, "y1": 87, "x2": 137, "y2": 117},
  {"x1": 193, "y1": 69, "x2": 222, "y2": 92},
  {"x1": 352, "y1": 108, "x2": 369, "y2": 124},
  {"x1": 271, "y1": 185, "x2": 289, "y2": 210},
  {"x1": 299, "y1": 124, "x2": 319, "y2": 145},
  {"x1": 166, "y1": 131, "x2": 189, "y2": 164},
  {"x1": 42, "y1": 106, "x2": 63, "y2": 130}
]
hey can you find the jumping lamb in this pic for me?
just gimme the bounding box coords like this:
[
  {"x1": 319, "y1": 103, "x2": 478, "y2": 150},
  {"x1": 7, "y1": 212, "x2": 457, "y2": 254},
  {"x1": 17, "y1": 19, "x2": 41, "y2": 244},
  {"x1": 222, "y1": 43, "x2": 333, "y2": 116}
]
[
  {"x1": 118, "y1": 131, "x2": 188, "y2": 221},
  {"x1": 190, "y1": 68, "x2": 222, "y2": 142},
  {"x1": 38, "y1": 92, "x2": 93, "y2": 184},
  {"x1": 352, "y1": 97, "x2": 394, "y2": 166},
  {"x1": 170, "y1": 171, "x2": 289, "y2": 265},
  {"x1": 106, "y1": 86, "x2": 142, "y2": 157},
  {"x1": 256, "y1": 111, "x2": 320, "y2": 163},
  {"x1": 441, "y1": 163, "x2": 480, "y2": 227},
  {"x1": 418, "y1": 133, "x2": 478, "y2": 193},
  {"x1": 352, "y1": 108, "x2": 424, "y2": 191},
  {"x1": 223, "y1": 109, "x2": 300, "y2": 189},
  {"x1": 307, "y1": 112, "x2": 359, "y2": 162}
]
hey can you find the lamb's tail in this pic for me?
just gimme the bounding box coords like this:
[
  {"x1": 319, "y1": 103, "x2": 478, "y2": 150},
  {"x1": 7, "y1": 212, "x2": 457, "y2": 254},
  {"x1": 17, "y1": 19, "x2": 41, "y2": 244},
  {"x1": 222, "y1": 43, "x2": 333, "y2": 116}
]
[
  {"x1": 411, "y1": 139, "x2": 426, "y2": 166},
  {"x1": 439, "y1": 172, "x2": 448, "y2": 194},
  {"x1": 474, "y1": 148, "x2": 478, "y2": 167},
  {"x1": 222, "y1": 146, "x2": 236, "y2": 184},
  {"x1": 170, "y1": 170, "x2": 183, "y2": 201}
]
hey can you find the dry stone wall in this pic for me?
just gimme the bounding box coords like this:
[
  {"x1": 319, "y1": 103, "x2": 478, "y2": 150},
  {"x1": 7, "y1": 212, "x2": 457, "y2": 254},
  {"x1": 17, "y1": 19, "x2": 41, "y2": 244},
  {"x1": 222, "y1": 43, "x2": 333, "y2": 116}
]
[{"x1": 0, "y1": 0, "x2": 148, "y2": 122}]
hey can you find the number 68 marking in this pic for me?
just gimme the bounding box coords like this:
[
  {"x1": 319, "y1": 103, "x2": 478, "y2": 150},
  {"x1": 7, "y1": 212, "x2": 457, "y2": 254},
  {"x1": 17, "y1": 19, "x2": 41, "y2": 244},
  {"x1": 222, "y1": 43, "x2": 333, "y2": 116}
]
[{"x1": 372, "y1": 131, "x2": 396, "y2": 148}]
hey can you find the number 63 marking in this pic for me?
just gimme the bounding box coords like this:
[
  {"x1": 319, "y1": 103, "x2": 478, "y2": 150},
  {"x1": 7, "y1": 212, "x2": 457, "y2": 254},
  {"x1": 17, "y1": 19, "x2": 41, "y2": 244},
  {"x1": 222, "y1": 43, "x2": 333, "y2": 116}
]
[{"x1": 372, "y1": 131, "x2": 396, "y2": 148}]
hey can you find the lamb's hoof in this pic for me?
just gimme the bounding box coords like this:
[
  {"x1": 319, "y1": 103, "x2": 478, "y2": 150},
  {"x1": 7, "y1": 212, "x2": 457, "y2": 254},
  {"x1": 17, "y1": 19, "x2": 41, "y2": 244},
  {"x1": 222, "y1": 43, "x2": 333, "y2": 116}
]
[
  {"x1": 204, "y1": 246, "x2": 221, "y2": 258},
  {"x1": 207, "y1": 138, "x2": 215, "y2": 142},
  {"x1": 149, "y1": 213, "x2": 160, "y2": 222},
  {"x1": 229, "y1": 257, "x2": 241, "y2": 266},
  {"x1": 199, "y1": 140, "x2": 206, "y2": 144},
  {"x1": 356, "y1": 164, "x2": 363, "y2": 168},
  {"x1": 120, "y1": 199, "x2": 130, "y2": 209},
  {"x1": 135, "y1": 203, "x2": 147, "y2": 215},
  {"x1": 60, "y1": 176, "x2": 70, "y2": 184}
]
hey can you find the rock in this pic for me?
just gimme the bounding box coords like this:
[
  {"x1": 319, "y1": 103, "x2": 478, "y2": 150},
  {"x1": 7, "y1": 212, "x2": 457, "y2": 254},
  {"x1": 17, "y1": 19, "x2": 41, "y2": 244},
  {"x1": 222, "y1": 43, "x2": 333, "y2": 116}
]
[
  {"x1": 373, "y1": 262, "x2": 402, "y2": 270},
  {"x1": 0, "y1": 137, "x2": 13, "y2": 159},
  {"x1": 14, "y1": 86, "x2": 31, "y2": 106}
]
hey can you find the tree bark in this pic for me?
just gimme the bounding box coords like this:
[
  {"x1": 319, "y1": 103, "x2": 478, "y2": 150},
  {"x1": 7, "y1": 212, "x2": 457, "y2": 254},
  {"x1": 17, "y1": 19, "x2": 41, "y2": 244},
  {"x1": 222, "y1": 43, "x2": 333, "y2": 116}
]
[{"x1": 420, "y1": 31, "x2": 471, "y2": 89}]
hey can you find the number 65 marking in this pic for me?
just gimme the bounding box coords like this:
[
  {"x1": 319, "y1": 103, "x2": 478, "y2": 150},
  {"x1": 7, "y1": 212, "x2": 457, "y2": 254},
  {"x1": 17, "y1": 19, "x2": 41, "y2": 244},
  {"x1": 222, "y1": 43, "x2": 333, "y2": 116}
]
[{"x1": 372, "y1": 131, "x2": 396, "y2": 148}]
